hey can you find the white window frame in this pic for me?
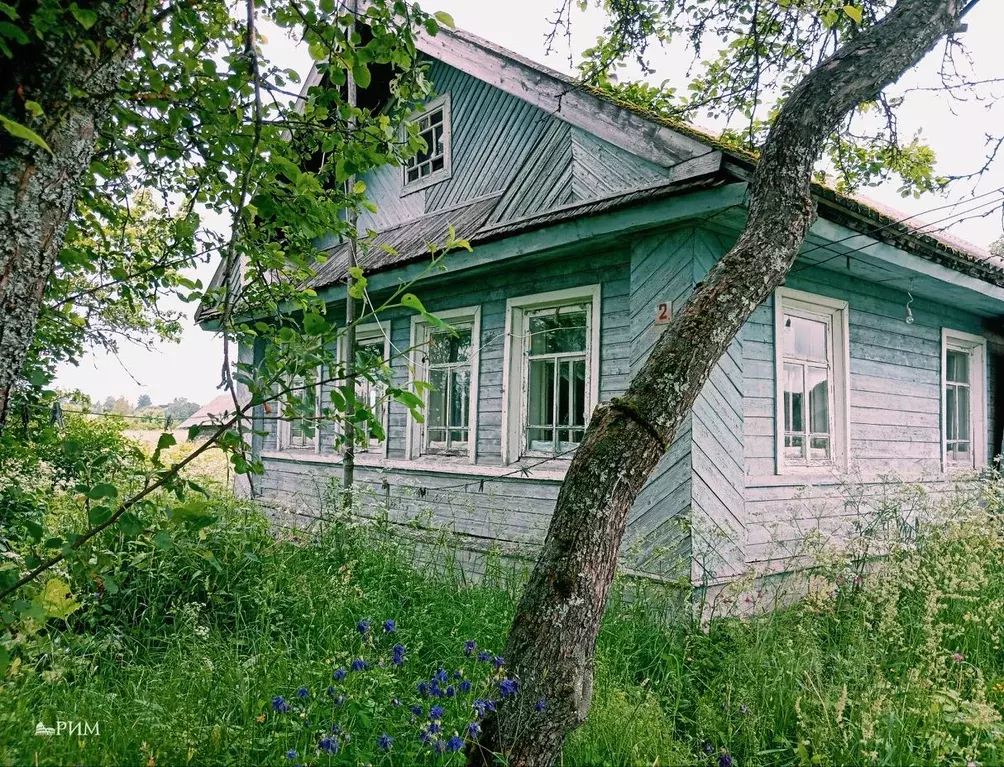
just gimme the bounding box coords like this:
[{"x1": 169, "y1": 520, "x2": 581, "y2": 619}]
[
  {"x1": 277, "y1": 372, "x2": 321, "y2": 453},
  {"x1": 773, "y1": 287, "x2": 850, "y2": 474},
  {"x1": 941, "y1": 328, "x2": 987, "y2": 471},
  {"x1": 407, "y1": 307, "x2": 481, "y2": 463},
  {"x1": 501, "y1": 285, "x2": 601, "y2": 465},
  {"x1": 401, "y1": 93, "x2": 452, "y2": 194},
  {"x1": 336, "y1": 322, "x2": 392, "y2": 458}
]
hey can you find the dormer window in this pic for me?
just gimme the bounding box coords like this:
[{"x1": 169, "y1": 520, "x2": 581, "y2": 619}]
[{"x1": 403, "y1": 94, "x2": 451, "y2": 192}]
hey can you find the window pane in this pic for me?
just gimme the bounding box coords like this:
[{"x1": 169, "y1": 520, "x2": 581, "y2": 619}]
[
  {"x1": 450, "y1": 369, "x2": 469, "y2": 431},
  {"x1": 784, "y1": 315, "x2": 828, "y2": 360},
  {"x1": 807, "y1": 366, "x2": 829, "y2": 436},
  {"x1": 428, "y1": 368, "x2": 447, "y2": 431},
  {"x1": 957, "y1": 385, "x2": 970, "y2": 442},
  {"x1": 527, "y1": 428, "x2": 553, "y2": 451},
  {"x1": 529, "y1": 308, "x2": 588, "y2": 354},
  {"x1": 428, "y1": 329, "x2": 471, "y2": 365},
  {"x1": 783, "y1": 363, "x2": 804, "y2": 432},
  {"x1": 809, "y1": 436, "x2": 830, "y2": 461},
  {"x1": 528, "y1": 359, "x2": 555, "y2": 429},
  {"x1": 785, "y1": 434, "x2": 804, "y2": 459},
  {"x1": 946, "y1": 386, "x2": 958, "y2": 441},
  {"x1": 947, "y1": 349, "x2": 969, "y2": 384}
]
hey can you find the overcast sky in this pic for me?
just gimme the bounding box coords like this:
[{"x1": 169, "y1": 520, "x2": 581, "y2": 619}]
[{"x1": 55, "y1": 1, "x2": 1004, "y2": 408}]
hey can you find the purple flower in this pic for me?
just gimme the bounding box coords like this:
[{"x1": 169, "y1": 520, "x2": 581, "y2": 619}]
[
  {"x1": 477, "y1": 651, "x2": 491, "y2": 662},
  {"x1": 382, "y1": 619, "x2": 396, "y2": 633},
  {"x1": 333, "y1": 668, "x2": 347, "y2": 681},
  {"x1": 498, "y1": 678, "x2": 519, "y2": 698},
  {"x1": 459, "y1": 680, "x2": 473, "y2": 694},
  {"x1": 318, "y1": 737, "x2": 339, "y2": 755},
  {"x1": 377, "y1": 733, "x2": 394, "y2": 751},
  {"x1": 492, "y1": 655, "x2": 505, "y2": 670},
  {"x1": 351, "y1": 658, "x2": 369, "y2": 672},
  {"x1": 272, "y1": 696, "x2": 290, "y2": 713},
  {"x1": 447, "y1": 735, "x2": 464, "y2": 752},
  {"x1": 718, "y1": 753, "x2": 734, "y2": 767},
  {"x1": 464, "y1": 640, "x2": 477, "y2": 656},
  {"x1": 534, "y1": 697, "x2": 546, "y2": 712},
  {"x1": 296, "y1": 686, "x2": 309, "y2": 699},
  {"x1": 467, "y1": 721, "x2": 481, "y2": 737},
  {"x1": 430, "y1": 705, "x2": 445, "y2": 721},
  {"x1": 357, "y1": 620, "x2": 371, "y2": 635},
  {"x1": 410, "y1": 705, "x2": 423, "y2": 717}
]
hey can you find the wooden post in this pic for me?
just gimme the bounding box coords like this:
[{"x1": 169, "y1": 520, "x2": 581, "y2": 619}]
[{"x1": 341, "y1": 0, "x2": 359, "y2": 505}]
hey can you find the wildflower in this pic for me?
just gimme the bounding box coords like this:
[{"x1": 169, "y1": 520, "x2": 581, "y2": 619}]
[
  {"x1": 332, "y1": 693, "x2": 346, "y2": 706},
  {"x1": 492, "y1": 655, "x2": 505, "y2": 670},
  {"x1": 467, "y1": 721, "x2": 481, "y2": 738},
  {"x1": 318, "y1": 737, "x2": 339, "y2": 755},
  {"x1": 296, "y1": 686, "x2": 309, "y2": 699},
  {"x1": 703, "y1": 742, "x2": 714, "y2": 754},
  {"x1": 351, "y1": 658, "x2": 369, "y2": 672},
  {"x1": 434, "y1": 740, "x2": 447, "y2": 754},
  {"x1": 739, "y1": 704, "x2": 749, "y2": 715},
  {"x1": 953, "y1": 653, "x2": 966, "y2": 663},
  {"x1": 392, "y1": 644, "x2": 407, "y2": 665},
  {"x1": 331, "y1": 724, "x2": 341, "y2": 734},
  {"x1": 333, "y1": 668, "x2": 347, "y2": 681},
  {"x1": 382, "y1": 619, "x2": 396, "y2": 633},
  {"x1": 454, "y1": 669, "x2": 464, "y2": 679},
  {"x1": 255, "y1": 714, "x2": 266, "y2": 724},
  {"x1": 718, "y1": 753, "x2": 734, "y2": 767},
  {"x1": 411, "y1": 705, "x2": 423, "y2": 717},
  {"x1": 498, "y1": 678, "x2": 519, "y2": 698},
  {"x1": 417, "y1": 681, "x2": 429, "y2": 697},
  {"x1": 428, "y1": 722, "x2": 442, "y2": 734},
  {"x1": 472, "y1": 699, "x2": 496, "y2": 718},
  {"x1": 419, "y1": 730, "x2": 434, "y2": 744},
  {"x1": 272, "y1": 696, "x2": 291, "y2": 713},
  {"x1": 447, "y1": 686, "x2": 457, "y2": 698},
  {"x1": 459, "y1": 680, "x2": 473, "y2": 694},
  {"x1": 477, "y1": 651, "x2": 491, "y2": 663},
  {"x1": 464, "y1": 640, "x2": 477, "y2": 656},
  {"x1": 447, "y1": 735, "x2": 464, "y2": 752},
  {"x1": 286, "y1": 750, "x2": 297, "y2": 760},
  {"x1": 430, "y1": 705, "x2": 445, "y2": 721},
  {"x1": 357, "y1": 620, "x2": 371, "y2": 635},
  {"x1": 534, "y1": 698, "x2": 546, "y2": 712},
  {"x1": 435, "y1": 668, "x2": 449, "y2": 683},
  {"x1": 377, "y1": 733, "x2": 394, "y2": 751}
]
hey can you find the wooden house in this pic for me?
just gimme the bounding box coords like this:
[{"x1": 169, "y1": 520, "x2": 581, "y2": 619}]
[{"x1": 198, "y1": 26, "x2": 1004, "y2": 589}]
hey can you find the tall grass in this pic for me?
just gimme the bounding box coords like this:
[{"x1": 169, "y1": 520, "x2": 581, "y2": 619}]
[{"x1": 4, "y1": 447, "x2": 1004, "y2": 765}]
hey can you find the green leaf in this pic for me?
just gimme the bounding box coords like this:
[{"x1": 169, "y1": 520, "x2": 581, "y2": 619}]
[
  {"x1": 36, "y1": 578, "x2": 81, "y2": 621},
  {"x1": 303, "y1": 312, "x2": 328, "y2": 335},
  {"x1": 86, "y1": 482, "x2": 117, "y2": 501},
  {"x1": 69, "y1": 3, "x2": 97, "y2": 29},
  {"x1": 156, "y1": 432, "x2": 177, "y2": 452},
  {"x1": 352, "y1": 62, "x2": 371, "y2": 89},
  {"x1": 0, "y1": 3, "x2": 18, "y2": 20},
  {"x1": 0, "y1": 114, "x2": 50, "y2": 154},
  {"x1": 842, "y1": 5, "x2": 863, "y2": 23},
  {"x1": 170, "y1": 500, "x2": 218, "y2": 530},
  {"x1": 433, "y1": 11, "x2": 455, "y2": 28},
  {"x1": 308, "y1": 41, "x2": 328, "y2": 61},
  {"x1": 118, "y1": 512, "x2": 144, "y2": 537},
  {"x1": 88, "y1": 505, "x2": 113, "y2": 526},
  {"x1": 23, "y1": 100, "x2": 42, "y2": 118},
  {"x1": 188, "y1": 424, "x2": 203, "y2": 441},
  {"x1": 400, "y1": 293, "x2": 427, "y2": 313}
]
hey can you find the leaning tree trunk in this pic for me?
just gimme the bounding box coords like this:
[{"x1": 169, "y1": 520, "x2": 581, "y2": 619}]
[
  {"x1": 469, "y1": 1, "x2": 966, "y2": 764},
  {"x1": 0, "y1": 1, "x2": 148, "y2": 426}
]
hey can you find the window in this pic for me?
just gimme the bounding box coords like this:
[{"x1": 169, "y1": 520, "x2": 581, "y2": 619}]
[
  {"x1": 502, "y1": 286, "x2": 601, "y2": 464},
  {"x1": 352, "y1": 325, "x2": 392, "y2": 455},
  {"x1": 774, "y1": 288, "x2": 849, "y2": 472},
  {"x1": 942, "y1": 329, "x2": 987, "y2": 470},
  {"x1": 409, "y1": 307, "x2": 481, "y2": 461},
  {"x1": 278, "y1": 372, "x2": 319, "y2": 452},
  {"x1": 402, "y1": 94, "x2": 451, "y2": 192}
]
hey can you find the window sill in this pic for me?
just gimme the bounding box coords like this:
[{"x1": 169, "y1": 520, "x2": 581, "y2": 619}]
[{"x1": 260, "y1": 451, "x2": 569, "y2": 482}]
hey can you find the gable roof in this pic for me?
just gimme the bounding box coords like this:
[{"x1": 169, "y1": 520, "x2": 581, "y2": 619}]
[
  {"x1": 179, "y1": 392, "x2": 244, "y2": 430},
  {"x1": 196, "y1": 22, "x2": 1004, "y2": 323}
]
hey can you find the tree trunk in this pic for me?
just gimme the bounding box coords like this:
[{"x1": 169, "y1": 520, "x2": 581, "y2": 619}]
[
  {"x1": 0, "y1": 2, "x2": 148, "y2": 425},
  {"x1": 470, "y1": 2, "x2": 967, "y2": 765}
]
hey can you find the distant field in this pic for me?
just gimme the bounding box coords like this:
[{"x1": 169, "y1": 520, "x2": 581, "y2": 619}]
[{"x1": 124, "y1": 428, "x2": 231, "y2": 485}]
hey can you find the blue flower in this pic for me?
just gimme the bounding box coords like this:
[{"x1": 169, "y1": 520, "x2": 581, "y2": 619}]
[
  {"x1": 350, "y1": 658, "x2": 369, "y2": 672},
  {"x1": 434, "y1": 740, "x2": 447, "y2": 754},
  {"x1": 430, "y1": 705, "x2": 445, "y2": 721},
  {"x1": 333, "y1": 668, "x2": 347, "y2": 681},
  {"x1": 377, "y1": 733, "x2": 394, "y2": 751},
  {"x1": 435, "y1": 668, "x2": 449, "y2": 683},
  {"x1": 428, "y1": 722, "x2": 442, "y2": 735},
  {"x1": 459, "y1": 680, "x2": 473, "y2": 694},
  {"x1": 718, "y1": 753, "x2": 734, "y2": 767},
  {"x1": 332, "y1": 692, "x2": 346, "y2": 706},
  {"x1": 534, "y1": 697, "x2": 546, "y2": 712},
  {"x1": 318, "y1": 737, "x2": 339, "y2": 755},
  {"x1": 392, "y1": 644, "x2": 406, "y2": 665},
  {"x1": 464, "y1": 640, "x2": 477, "y2": 656},
  {"x1": 357, "y1": 620, "x2": 371, "y2": 635},
  {"x1": 296, "y1": 686, "x2": 309, "y2": 699},
  {"x1": 417, "y1": 681, "x2": 429, "y2": 696},
  {"x1": 286, "y1": 749, "x2": 297, "y2": 760},
  {"x1": 492, "y1": 655, "x2": 505, "y2": 670},
  {"x1": 331, "y1": 724, "x2": 341, "y2": 734},
  {"x1": 498, "y1": 678, "x2": 519, "y2": 698},
  {"x1": 447, "y1": 735, "x2": 464, "y2": 752},
  {"x1": 472, "y1": 699, "x2": 496, "y2": 718},
  {"x1": 411, "y1": 705, "x2": 423, "y2": 717},
  {"x1": 430, "y1": 682, "x2": 445, "y2": 698},
  {"x1": 467, "y1": 721, "x2": 481, "y2": 738},
  {"x1": 454, "y1": 669, "x2": 463, "y2": 679},
  {"x1": 382, "y1": 619, "x2": 396, "y2": 633},
  {"x1": 272, "y1": 696, "x2": 290, "y2": 713},
  {"x1": 703, "y1": 742, "x2": 714, "y2": 755},
  {"x1": 446, "y1": 685, "x2": 456, "y2": 698},
  {"x1": 477, "y1": 651, "x2": 491, "y2": 662},
  {"x1": 419, "y1": 730, "x2": 433, "y2": 744}
]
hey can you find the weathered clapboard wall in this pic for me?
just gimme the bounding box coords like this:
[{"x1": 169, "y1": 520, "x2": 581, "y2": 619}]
[{"x1": 740, "y1": 242, "x2": 991, "y2": 571}]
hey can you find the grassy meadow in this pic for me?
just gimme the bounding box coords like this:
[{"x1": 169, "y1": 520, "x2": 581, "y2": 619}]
[{"x1": 3, "y1": 418, "x2": 1004, "y2": 765}]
